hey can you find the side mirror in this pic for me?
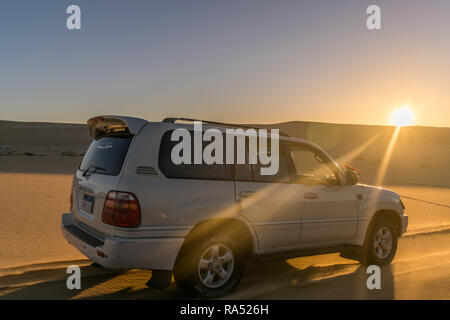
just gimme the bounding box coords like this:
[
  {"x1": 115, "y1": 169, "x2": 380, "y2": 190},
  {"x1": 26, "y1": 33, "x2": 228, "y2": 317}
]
[
  {"x1": 343, "y1": 164, "x2": 360, "y2": 185},
  {"x1": 346, "y1": 169, "x2": 359, "y2": 185}
]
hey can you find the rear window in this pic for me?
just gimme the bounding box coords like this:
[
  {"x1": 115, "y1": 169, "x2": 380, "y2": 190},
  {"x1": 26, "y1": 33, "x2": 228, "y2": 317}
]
[{"x1": 79, "y1": 135, "x2": 132, "y2": 176}]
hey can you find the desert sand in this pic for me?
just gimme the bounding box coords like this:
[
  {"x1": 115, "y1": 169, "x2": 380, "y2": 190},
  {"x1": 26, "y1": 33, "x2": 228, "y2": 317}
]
[{"x1": 0, "y1": 119, "x2": 449, "y2": 299}]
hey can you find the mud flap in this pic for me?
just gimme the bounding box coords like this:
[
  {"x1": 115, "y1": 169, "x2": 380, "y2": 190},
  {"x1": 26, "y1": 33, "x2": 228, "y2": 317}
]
[
  {"x1": 339, "y1": 246, "x2": 362, "y2": 261},
  {"x1": 146, "y1": 270, "x2": 173, "y2": 290}
]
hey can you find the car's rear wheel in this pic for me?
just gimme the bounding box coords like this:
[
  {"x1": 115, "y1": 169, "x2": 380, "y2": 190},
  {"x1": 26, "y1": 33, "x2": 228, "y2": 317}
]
[
  {"x1": 361, "y1": 218, "x2": 398, "y2": 266},
  {"x1": 174, "y1": 234, "x2": 245, "y2": 298}
]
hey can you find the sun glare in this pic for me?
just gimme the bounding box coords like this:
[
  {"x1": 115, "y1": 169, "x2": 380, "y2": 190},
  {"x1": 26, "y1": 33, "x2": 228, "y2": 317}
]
[{"x1": 390, "y1": 106, "x2": 414, "y2": 127}]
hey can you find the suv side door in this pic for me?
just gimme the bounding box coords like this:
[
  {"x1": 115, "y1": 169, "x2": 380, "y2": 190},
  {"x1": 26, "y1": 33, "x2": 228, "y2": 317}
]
[
  {"x1": 234, "y1": 141, "x2": 303, "y2": 251},
  {"x1": 286, "y1": 142, "x2": 359, "y2": 245}
]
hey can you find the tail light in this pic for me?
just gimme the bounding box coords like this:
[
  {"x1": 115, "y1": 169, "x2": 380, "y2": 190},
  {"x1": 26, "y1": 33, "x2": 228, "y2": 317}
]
[{"x1": 102, "y1": 191, "x2": 141, "y2": 228}]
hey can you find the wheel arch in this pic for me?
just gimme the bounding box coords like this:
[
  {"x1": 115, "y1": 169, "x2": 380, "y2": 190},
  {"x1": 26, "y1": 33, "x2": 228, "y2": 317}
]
[
  {"x1": 359, "y1": 209, "x2": 401, "y2": 266},
  {"x1": 176, "y1": 218, "x2": 256, "y2": 264},
  {"x1": 365, "y1": 209, "x2": 402, "y2": 241}
]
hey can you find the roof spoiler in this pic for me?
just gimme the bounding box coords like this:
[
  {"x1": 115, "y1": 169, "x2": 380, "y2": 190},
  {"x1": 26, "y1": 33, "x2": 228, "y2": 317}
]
[{"x1": 87, "y1": 115, "x2": 148, "y2": 138}]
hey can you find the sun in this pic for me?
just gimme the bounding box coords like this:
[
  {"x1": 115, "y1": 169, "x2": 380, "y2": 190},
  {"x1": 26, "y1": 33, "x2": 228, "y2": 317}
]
[{"x1": 390, "y1": 106, "x2": 414, "y2": 127}]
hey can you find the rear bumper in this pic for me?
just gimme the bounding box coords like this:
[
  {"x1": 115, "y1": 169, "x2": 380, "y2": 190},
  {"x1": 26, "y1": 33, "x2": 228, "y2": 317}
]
[
  {"x1": 61, "y1": 213, "x2": 184, "y2": 270},
  {"x1": 400, "y1": 214, "x2": 408, "y2": 236}
]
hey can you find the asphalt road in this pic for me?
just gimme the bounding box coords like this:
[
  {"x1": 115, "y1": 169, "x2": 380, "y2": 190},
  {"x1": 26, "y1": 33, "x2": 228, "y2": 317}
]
[{"x1": 1, "y1": 229, "x2": 449, "y2": 300}]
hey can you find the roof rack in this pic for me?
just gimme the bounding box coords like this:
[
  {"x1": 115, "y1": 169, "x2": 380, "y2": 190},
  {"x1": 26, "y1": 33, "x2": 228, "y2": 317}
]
[{"x1": 162, "y1": 117, "x2": 290, "y2": 137}]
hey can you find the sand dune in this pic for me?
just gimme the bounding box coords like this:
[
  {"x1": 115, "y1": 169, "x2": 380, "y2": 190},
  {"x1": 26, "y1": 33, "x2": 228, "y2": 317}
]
[
  {"x1": 0, "y1": 173, "x2": 85, "y2": 270},
  {"x1": 0, "y1": 120, "x2": 89, "y2": 154}
]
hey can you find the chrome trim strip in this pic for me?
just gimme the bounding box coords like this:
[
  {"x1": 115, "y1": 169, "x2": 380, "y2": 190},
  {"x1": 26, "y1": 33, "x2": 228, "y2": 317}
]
[
  {"x1": 253, "y1": 220, "x2": 300, "y2": 226},
  {"x1": 253, "y1": 217, "x2": 359, "y2": 226},
  {"x1": 302, "y1": 217, "x2": 359, "y2": 223},
  {"x1": 114, "y1": 225, "x2": 194, "y2": 232}
]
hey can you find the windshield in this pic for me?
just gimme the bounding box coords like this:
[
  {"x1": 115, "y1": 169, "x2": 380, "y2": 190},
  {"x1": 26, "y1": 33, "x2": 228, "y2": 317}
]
[{"x1": 79, "y1": 135, "x2": 132, "y2": 176}]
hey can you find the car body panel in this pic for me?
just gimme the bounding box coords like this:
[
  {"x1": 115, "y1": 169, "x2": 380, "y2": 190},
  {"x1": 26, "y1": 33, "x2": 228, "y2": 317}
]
[
  {"x1": 299, "y1": 184, "x2": 359, "y2": 244},
  {"x1": 235, "y1": 180, "x2": 303, "y2": 250}
]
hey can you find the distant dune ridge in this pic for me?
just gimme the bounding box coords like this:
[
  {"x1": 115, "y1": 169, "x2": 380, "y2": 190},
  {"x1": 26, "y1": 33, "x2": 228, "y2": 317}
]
[
  {"x1": 0, "y1": 120, "x2": 90, "y2": 174},
  {"x1": 0, "y1": 119, "x2": 448, "y2": 187},
  {"x1": 0, "y1": 120, "x2": 89, "y2": 154}
]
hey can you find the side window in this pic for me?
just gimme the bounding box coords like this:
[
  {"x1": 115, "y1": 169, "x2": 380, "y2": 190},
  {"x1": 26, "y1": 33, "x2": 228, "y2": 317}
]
[
  {"x1": 235, "y1": 163, "x2": 253, "y2": 180},
  {"x1": 288, "y1": 144, "x2": 338, "y2": 184},
  {"x1": 234, "y1": 136, "x2": 290, "y2": 183},
  {"x1": 234, "y1": 136, "x2": 253, "y2": 181},
  {"x1": 159, "y1": 129, "x2": 290, "y2": 183},
  {"x1": 158, "y1": 130, "x2": 233, "y2": 180},
  {"x1": 251, "y1": 144, "x2": 290, "y2": 183}
]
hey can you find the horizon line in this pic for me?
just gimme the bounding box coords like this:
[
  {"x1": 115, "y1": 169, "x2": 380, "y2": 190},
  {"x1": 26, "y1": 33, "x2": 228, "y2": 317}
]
[{"x1": 0, "y1": 117, "x2": 449, "y2": 130}]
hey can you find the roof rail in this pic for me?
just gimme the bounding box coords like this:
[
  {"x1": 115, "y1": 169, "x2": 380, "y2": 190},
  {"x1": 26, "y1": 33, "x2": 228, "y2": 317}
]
[{"x1": 162, "y1": 117, "x2": 290, "y2": 137}]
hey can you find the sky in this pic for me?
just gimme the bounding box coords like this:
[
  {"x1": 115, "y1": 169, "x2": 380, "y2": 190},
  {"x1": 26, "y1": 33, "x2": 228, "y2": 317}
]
[{"x1": 0, "y1": 0, "x2": 449, "y2": 127}]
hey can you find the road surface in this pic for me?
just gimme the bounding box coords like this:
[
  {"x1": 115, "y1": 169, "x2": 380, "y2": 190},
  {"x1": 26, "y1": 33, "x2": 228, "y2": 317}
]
[{"x1": 1, "y1": 228, "x2": 449, "y2": 300}]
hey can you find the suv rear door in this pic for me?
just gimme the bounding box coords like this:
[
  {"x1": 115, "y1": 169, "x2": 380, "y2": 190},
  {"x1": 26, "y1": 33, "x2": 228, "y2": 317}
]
[{"x1": 71, "y1": 116, "x2": 147, "y2": 238}]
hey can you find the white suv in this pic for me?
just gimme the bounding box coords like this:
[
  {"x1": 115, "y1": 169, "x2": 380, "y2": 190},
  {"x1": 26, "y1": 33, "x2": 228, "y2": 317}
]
[{"x1": 62, "y1": 115, "x2": 408, "y2": 297}]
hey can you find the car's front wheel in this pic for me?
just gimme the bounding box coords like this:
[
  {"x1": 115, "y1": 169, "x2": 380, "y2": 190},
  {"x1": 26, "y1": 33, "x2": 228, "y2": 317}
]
[
  {"x1": 174, "y1": 234, "x2": 245, "y2": 298},
  {"x1": 361, "y1": 218, "x2": 398, "y2": 266}
]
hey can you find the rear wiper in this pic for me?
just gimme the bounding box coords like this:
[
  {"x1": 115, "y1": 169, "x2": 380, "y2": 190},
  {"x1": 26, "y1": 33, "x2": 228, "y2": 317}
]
[{"x1": 82, "y1": 165, "x2": 106, "y2": 177}]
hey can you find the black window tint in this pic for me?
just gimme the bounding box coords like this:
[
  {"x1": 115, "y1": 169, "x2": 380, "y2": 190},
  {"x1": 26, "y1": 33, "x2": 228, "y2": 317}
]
[
  {"x1": 233, "y1": 136, "x2": 253, "y2": 180},
  {"x1": 235, "y1": 163, "x2": 253, "y2": 180},
  {"x1": 159, "y1": 130, "x2": 289, "y2": 182},
  {"x1": 159, "y1": 131, "x2": 233, "y2": 180},
  {"x1": 252, "y1": 145, "x2": 290, "y2": 183},
  {"x1": 79, "y1": 135, "x2": 132, "y2": 176}
]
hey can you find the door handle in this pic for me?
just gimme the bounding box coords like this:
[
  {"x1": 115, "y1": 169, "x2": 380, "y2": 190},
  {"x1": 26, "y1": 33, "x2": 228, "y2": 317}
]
[
  {"x1": 303, "y1": 192, "x2": 319, "y2": 200},
  {"x1": 239, "y1": 191, "x2": 257, "y2": 198}
]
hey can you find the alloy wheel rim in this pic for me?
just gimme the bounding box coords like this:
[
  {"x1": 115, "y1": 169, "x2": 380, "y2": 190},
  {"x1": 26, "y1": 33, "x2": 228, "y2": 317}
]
[
  {"x1": 198, "y1": 244, "x2": 234, "y2": 289},
  {"x1": 373, "y1": 227, "x2": 393, "y2": 259}
]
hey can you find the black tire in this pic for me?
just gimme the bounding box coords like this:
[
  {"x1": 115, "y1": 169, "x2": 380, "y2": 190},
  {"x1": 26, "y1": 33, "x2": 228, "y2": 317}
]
[
  {"x1": 174, "y1": 234, "x2": 246, "y2": 298},
  {"x1": 360, "y1": 217, "x2": 398, "y2": 266}
]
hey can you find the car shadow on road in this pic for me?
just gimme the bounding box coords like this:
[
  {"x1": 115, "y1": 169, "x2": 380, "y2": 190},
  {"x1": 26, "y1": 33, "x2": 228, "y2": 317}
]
[
  {"x1": 227, "y1": 259, "x2": 395, "y2": 299},
  {"x1": 0, "y1": 259, "x2": 394, "y2": 300},
  {"x1": 0, "y1": 265, "x2": 120, "y2": 300},
  {"x1": 0, "y1": 264, "x2": 184, "y2": 300}
]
